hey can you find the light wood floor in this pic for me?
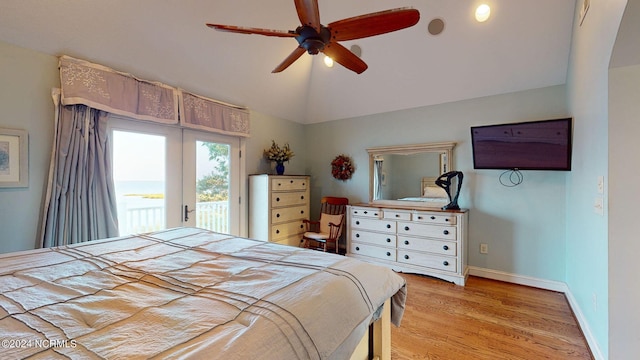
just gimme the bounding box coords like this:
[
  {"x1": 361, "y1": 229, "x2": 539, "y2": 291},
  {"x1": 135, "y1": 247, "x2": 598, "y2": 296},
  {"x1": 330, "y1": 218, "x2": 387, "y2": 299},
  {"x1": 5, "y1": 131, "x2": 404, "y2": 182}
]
[{"x1": 391, "y1": 274, "x2": 593, "y2": 360}]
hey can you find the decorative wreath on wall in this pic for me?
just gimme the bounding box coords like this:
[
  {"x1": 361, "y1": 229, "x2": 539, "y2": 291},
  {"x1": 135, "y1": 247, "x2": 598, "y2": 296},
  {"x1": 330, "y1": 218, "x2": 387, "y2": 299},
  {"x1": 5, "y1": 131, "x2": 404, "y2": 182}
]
[{"x1": 331, "y1": 154, "x2": 355, "y2": 181}]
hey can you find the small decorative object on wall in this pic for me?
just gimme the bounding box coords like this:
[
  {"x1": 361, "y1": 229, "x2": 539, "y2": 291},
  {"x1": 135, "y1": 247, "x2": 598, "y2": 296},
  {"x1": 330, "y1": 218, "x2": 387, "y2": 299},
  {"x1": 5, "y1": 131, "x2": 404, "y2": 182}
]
[
  {"x1": 264, "y1": 140, "x2": 294, "y2": 175},
  {"x1": 0, "y1": 128, "x2": 28, "y2": 188},
  {"x1": 331, "y1": 154, "x2": 355, "y2": 181},
  {"x1": 440, "y1": 153, "x2": 448, "y2": 173},
  {"x1": 435, "y1": 171, "x2": 463, "y2": 210}
]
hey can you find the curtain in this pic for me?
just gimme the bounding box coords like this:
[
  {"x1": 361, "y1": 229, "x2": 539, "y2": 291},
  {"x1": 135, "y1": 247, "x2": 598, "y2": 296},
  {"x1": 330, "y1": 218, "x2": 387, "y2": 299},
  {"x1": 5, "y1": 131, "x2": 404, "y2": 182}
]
[{"x1": 40, "y1": 90, "x2": 119, "y2": 247}]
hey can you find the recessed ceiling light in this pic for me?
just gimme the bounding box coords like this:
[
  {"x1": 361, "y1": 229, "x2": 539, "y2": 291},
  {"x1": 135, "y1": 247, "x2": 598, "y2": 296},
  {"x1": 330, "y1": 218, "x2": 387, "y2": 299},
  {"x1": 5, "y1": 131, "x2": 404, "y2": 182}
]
[
  {"x1": 428, "y1": 18, "x2": 445, "y2": 35},
  {"x1": 350, "y1": 44, "x2": 362, "y2": 58},
  {"x1": 475, "y1": 4, "x2": 491, "y2": 22}
]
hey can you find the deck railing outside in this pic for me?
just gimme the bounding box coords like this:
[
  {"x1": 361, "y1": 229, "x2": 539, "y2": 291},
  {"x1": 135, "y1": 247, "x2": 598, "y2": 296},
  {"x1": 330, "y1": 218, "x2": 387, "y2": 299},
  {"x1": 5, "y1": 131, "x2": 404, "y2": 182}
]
[
  {"x1": 119, "y1": 201, "x2": 228, "y2": 235},
  {"x1": 195, "y1": 201, "x2": 229, "y2": 234}
]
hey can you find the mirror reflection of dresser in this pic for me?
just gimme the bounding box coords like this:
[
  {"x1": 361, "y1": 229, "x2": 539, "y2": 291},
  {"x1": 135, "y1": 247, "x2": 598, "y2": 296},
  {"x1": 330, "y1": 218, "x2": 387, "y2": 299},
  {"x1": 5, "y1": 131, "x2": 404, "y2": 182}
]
[{"x1": 347, "y1": 142, "x2": 469, "y2": 285}]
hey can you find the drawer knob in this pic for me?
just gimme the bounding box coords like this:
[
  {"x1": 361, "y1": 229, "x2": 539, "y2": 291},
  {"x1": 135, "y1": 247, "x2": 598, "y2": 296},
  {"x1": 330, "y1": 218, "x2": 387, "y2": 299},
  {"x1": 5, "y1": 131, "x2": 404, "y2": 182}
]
[
  {"x1": 355, "y1": 246, "x2": 360, "y2": 251},
  {"x1": 404, "y1": 255, "x2": 409, "y2": 260},
  {"x1": 276, "y1": 197, "x2": 280, "y2": 202},
  {"x1": 356, "y1": 221, "x2": 360, "y2": 225},
  {"x1": 443, "y1": 245, "x2": 449, "y2": 250},
  {"x1": 276, "y1": 229, "x2": 280, "y2": 234},
  {"x1": 276, "y1": 213, "x2": 281, "y2": 218},
  {"x1": 431, "y1": 216, "x2": 436, "y2": 220},
  {"x1": 356, "y1": 233, "x2": 360, "y2": 238},
  {"x1": 386, "y1": 238, "x2": 391, "y2": 243},
  {"x1": 374, "y1": 212, "x2": 379, "y2": 216},
  {"x1": 404, "y1": 226, "x2": 410, "y2": 231},
  {"x1": 443, "y1": 230, "x2": 450, "y2": 235},
  {"x1": 277, "y1": 183, "x2": 282, "y2": 186},
  {"x1": 301, "y1": 210, "x2": 304, "y2": 214},
  {"x1": 445, "y1": 218, "x2": 450, "y2": 222},
  {"x1": 290, "y1": 180, "x2": 294, "y2": 183},
  {"x1": 395, "y1": 214, "x2": 400, "y2": 218},
  {"x1": 300, "y1": 224, "x2": 304, "y2": 229},
  {"x1": 443, "y1": 261, "x2": 449, "y2": 266},
  {"x1": 364, "y1": 211, "x2": 368, "y2": 214},
  {"x1": 386, "y1": 252, "x2": 391, "y2": 257},
  {"x1": 417, "y1": 216, "x2": 423, "y2": 220},
  {"x1": 404, "y1": 240, "x2": 409, "y2": 245},
  {"x1": 387, "y1": 224, "x2": 392, "y2": 229}
]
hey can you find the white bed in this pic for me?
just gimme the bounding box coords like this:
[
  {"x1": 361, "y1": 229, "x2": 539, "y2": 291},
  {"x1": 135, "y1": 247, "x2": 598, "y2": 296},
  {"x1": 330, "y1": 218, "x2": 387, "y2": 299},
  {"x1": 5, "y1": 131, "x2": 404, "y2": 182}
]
[
  {"x1": 398, "y1": 177, "x2": 449, "y2": 207},
  {"x1": 0, "y1": 227, "x2": 406, "y2": 359}
]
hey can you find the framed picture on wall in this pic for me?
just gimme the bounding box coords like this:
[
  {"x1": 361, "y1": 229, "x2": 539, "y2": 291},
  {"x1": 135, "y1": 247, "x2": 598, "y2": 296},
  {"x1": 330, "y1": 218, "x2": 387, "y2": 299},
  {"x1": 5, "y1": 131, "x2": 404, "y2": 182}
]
[{"x1": 0, "y1": 128, "x2": 28, "y2": 188}]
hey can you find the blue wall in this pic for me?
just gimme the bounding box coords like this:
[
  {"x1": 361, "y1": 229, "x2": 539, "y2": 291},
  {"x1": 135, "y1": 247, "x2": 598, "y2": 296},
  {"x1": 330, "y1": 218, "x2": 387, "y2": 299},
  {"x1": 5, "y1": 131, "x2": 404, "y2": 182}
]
[{"x1": 304, "y1": 85, "x2": 570, "y2": 281}]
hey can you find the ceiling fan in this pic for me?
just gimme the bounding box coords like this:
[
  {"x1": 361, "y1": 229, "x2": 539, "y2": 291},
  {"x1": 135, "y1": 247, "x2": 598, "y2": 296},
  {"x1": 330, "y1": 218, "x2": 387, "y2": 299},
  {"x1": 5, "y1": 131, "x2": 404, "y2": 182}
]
[{"x1": 206, "y1": 0, "x2": 420, "y2": 74}]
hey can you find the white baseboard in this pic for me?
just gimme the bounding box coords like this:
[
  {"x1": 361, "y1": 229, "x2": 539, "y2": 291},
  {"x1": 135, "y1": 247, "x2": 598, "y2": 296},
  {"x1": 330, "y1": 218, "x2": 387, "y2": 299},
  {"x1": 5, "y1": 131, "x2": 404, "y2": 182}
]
[
  {"x1": 562, "y1": 286, "x2": 605, "y2": 360},
  {"x1": 468, "y1": 266, "x2": 604, "y2": 360},
  {"x1": 468, "y1": 266, "x2": 568, "y2": 292}
]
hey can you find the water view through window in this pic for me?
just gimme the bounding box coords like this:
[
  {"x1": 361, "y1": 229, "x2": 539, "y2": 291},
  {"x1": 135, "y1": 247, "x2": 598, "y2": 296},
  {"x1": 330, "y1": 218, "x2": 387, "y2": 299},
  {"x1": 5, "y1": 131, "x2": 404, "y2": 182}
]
[
  {"x1": 112, "y1": 131, "x2": 231, "y2": 236},
  {"x1": 113, "y1": 131, "x2": 166, "y2": 236}
]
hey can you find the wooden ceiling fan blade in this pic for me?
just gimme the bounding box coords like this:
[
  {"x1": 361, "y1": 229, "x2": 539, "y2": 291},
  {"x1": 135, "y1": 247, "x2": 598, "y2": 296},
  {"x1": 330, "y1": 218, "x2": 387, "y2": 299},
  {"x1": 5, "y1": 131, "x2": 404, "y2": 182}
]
[
  {"x1": 294, "y1": 0, "x2": 321, "y2": 32},
  {"x1": 322, "y1": 42, "x2": 368, "y2": 74},
  {"x1": 328, "y1": 8, "x2": 420, "y2": 41},
  {"x1": 272, "y1": 47, "x2": 307, "y2": 73},
  {"x1": 206, "y1": 24, "x2": 297, "y2": 38}
]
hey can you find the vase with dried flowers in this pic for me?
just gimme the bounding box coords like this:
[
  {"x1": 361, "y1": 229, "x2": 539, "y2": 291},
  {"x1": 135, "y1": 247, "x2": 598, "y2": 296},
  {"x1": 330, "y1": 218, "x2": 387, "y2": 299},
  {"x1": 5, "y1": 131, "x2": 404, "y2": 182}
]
[{"x1": 264, "y1": 140, "x2": 294, "y2": 175}]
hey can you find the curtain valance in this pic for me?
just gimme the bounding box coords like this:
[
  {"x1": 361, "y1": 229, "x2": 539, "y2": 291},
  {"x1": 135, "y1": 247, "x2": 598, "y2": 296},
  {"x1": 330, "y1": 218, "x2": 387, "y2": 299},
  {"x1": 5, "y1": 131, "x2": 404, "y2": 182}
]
[
  {"x1": 179, "y1": 90, "x2": 250, "y2": 137},
  {"x1": 59, "y1": 56, "x2": 250, "y2": 136},
  {"x1": 59, "y1": 56, "x2": 179, "y2": 124}
]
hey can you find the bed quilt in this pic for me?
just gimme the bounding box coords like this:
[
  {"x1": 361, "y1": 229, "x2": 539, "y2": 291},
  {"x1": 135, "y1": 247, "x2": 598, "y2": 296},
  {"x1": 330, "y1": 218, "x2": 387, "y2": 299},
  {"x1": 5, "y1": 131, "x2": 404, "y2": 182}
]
[{"x1": 0, "y1": 227, "x2": 406, "y2": 359}]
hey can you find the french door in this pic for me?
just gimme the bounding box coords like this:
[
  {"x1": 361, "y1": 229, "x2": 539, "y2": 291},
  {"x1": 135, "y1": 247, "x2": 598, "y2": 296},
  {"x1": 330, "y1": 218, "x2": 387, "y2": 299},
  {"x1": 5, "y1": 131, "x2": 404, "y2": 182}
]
[
  {"x1": 182, "y1": 130, "x2": 243, "y2": 235},
  {"x1": 109, "y1": 118, "x2": 244, "y2": 237}
]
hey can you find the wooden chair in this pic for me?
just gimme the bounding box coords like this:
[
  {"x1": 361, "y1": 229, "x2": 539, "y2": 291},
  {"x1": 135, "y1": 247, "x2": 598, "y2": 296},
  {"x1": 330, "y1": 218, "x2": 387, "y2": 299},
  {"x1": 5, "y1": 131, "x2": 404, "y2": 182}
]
[{"x1": 301, "y1": 196, "x2": 349, "y2": 253}]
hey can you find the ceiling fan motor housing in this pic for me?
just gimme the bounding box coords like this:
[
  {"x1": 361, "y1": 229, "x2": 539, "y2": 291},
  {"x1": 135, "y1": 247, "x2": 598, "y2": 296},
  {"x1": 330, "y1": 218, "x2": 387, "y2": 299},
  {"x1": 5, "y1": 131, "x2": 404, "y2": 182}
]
[{"x1": 296, "y1": 26, "x2": 331, "y2": 54}]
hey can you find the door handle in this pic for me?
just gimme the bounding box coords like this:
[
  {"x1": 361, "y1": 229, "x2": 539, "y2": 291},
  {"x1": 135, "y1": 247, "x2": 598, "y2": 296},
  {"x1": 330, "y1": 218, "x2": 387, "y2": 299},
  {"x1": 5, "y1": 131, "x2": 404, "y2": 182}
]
[{"x1": 184, "y1": 205, "x2": 195, "y2": 222}]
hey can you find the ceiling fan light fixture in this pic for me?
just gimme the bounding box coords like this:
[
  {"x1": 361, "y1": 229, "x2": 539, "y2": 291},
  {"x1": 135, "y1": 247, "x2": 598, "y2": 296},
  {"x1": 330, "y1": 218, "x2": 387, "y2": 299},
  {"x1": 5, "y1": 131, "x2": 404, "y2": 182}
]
[
  {"x1": 475, "y1": 4, "x2": 491, "y2": 22},
  {"x1": 324, "y1": 56, "x2": 334, "y2": 68}
]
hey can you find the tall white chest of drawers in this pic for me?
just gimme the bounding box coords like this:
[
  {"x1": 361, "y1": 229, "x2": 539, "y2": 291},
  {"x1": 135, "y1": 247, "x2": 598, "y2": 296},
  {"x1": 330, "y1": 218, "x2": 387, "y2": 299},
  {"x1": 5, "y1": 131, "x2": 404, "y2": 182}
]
[
  {"x1": 347, "y1": 204, "x2": 469, "y2": 285},
  {"x1": 249, "y1": 175, "x2": 310, "y2": 247}
]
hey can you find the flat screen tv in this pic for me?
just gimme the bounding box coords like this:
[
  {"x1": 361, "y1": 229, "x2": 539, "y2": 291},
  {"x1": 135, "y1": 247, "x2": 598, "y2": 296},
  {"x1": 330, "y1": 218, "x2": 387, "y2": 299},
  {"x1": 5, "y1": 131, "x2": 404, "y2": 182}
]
[{"x1": 470, "y1": 118, "x2": 572, "y2": 171}]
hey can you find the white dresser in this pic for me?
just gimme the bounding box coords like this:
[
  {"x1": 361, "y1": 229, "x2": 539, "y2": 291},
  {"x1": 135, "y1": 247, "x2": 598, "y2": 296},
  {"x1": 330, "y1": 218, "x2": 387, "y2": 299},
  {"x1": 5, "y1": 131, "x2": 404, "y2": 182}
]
[
  {"x1": 347, "y1": 204, "x2": 469, "y2": 285},
  {"x1": 249, "y1": 175, "x2": 310, "y2": 247}
]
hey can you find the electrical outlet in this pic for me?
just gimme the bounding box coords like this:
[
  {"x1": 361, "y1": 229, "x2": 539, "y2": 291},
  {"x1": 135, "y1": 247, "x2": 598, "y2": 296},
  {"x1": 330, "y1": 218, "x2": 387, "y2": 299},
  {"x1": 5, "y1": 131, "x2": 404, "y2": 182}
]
[
  {"x1": 594, "y1": 197, "x2": 604, "y2": 215},
  {"x1": 480, "y1": 243, "x2": 488, "y2": 254}
]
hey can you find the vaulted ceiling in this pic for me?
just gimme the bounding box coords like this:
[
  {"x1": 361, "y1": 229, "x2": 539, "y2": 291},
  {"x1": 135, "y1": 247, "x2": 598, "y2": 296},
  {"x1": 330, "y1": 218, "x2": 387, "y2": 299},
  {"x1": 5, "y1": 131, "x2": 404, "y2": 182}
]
[{"x1": 0, "y1": 0, "x2": 576, "y2": 124}]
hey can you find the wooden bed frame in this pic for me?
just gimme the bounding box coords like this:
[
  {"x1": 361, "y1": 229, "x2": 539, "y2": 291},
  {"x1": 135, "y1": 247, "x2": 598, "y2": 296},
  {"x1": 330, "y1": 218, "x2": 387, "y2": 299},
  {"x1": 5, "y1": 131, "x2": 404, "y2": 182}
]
[
  {"x1": 350, "y1": 299, "x2": 392, "y2": 360},
  {"x1": 421, "y1": 176, "x2": 438, "y2": 192}
]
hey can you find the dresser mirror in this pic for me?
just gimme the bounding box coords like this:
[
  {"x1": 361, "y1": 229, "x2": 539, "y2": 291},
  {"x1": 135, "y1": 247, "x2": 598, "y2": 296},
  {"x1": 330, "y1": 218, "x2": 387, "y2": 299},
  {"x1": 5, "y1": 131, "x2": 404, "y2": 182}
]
[{"x1": 367, "y1": 142, "x2": 456, "y2": 207}]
